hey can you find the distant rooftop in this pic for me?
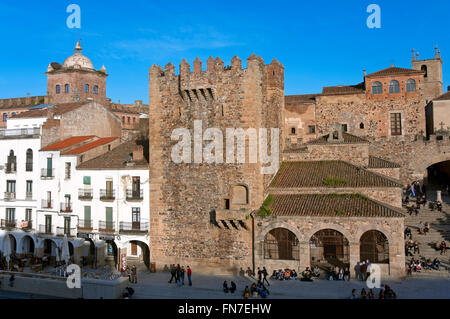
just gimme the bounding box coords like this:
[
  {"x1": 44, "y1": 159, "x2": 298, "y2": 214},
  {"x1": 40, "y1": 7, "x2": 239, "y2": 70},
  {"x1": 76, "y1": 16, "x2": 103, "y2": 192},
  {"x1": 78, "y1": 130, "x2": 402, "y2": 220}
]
[
  {"x1": 40, "y1": 136, "x2": 95, "y2": 151},
  {"x1": 63, "y1": 137, "x2": 118, "y2": 155}
]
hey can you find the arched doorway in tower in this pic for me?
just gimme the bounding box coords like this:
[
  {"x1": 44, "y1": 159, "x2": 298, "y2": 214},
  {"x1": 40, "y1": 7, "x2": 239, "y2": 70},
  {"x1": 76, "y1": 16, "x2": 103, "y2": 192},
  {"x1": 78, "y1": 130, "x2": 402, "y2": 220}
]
[
  {"x1": 425, "y1": 160, "x2": 450, "y2": 201},
  {"x1": 360, "y1": 230, "x2": 389, "y2": 264},
  {"x1": 310, "y1": 229, "x2": 349, "y2": 270},
  {"x1": 20, "y1": 235, "x2": 35, "y2": 255},
  {"x1": 263, "y1": 228, "x2": 300, "y2": 261}
]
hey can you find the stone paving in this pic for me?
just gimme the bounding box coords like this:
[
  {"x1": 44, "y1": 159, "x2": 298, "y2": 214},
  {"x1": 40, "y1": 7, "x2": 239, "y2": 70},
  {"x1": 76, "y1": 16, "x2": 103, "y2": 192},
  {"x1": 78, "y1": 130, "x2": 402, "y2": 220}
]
[{"x1": 128, "y1": 271, "x2": 450, "y2": 299}]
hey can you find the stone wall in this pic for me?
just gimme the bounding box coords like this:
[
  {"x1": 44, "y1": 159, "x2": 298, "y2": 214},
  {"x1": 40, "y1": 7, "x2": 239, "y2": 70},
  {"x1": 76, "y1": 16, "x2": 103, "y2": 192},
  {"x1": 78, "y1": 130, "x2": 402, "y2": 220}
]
[
  {"x1": 148, "y1": 55, "x2": 284, "y2": 273},
  {"x1": 255, "y1": 215, "x2": 406, "y2": 279},
  {"x1": 283, "y1": 143, "x2": 369, "y2": 167},
  {"x1": 367, "y1": 167, "x2": 400, "y2": 180}
]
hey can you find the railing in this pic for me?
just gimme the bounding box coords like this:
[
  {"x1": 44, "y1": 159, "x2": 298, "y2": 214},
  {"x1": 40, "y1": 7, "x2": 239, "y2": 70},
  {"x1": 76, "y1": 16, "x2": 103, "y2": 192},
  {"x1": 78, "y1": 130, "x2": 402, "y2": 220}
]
[
  {"x1": 60, "y1": 202, "x2": 72, "y2": 213},
  {"x1": 25, "y1": 192, "x2": 32, "y2": 200},
  {"x1": 78, "y1": 188, "x2": 93, "y2": 200},
  {"x1": 40, "y1": 168, "x2": 54, "y2": 178},
  {"x1": 4, "y1": 192, "x2": 16, "y2": 201},
  {"x1": 5, "y1": 163, "x2": 16, "y2": 173},
  {"x1": 20, "y1": 220, "x2": 32, "y2": 230},
  {"x1": 126, "y1": 189, "x2": 143, "y2": 201},
  {"x1": 119, "y1": 221, "x2": 149, "y2": 233},
  {"x1": 77, "y1": 219, "x2": 93, "y2": 230},
  {"x1": 56, "y1": 227, "x2": 76, "y2": 237},
  {"x1": 100, "y1": 189, "x2": 115, "y2": 201},
  {"x1": 0, "y1": 127, "x2": 40, "y2": 139},
  {"x1": 38, "y1": 224, "x2": 55, "y2": 235},
  {"x1": 98, "y1": 221, "x2": 115, "y2": 232},
  {"x1": 41, "y1": 199, "x2": 53, "y2": 209},
  {"x1": 1, "y1": 219, "x2": 16, "y2": 228},
  {"x1": 25, "y1": 163, "x2": 33, "y2": 171}
]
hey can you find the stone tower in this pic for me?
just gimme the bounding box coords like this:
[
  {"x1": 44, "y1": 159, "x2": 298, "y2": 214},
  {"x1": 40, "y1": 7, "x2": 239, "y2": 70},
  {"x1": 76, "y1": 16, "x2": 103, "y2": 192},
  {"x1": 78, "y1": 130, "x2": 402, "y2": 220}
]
[
  {"x1": 148, "y1": 54, "x2": 284, "y2": 273},
  {"x1": 46, "y1": 40, "x2": 108, "y2": 104},
  {"x1": 411, "y1": 47, "x2": 443, "y2": 102}
]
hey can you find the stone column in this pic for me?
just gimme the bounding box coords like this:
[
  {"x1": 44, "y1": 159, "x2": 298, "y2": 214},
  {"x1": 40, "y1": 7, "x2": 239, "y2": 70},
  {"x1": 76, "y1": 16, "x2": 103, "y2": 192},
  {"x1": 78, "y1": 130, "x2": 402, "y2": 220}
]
[
  {"x1": 437, "y1": 190, "x2": 442, "y2": 202},
  {"x1": 299, "y1": 241, "x2": 310, "y2": 271},
  {"x1": 349, "y1": 242, "x2": 360, "y2": 280}
]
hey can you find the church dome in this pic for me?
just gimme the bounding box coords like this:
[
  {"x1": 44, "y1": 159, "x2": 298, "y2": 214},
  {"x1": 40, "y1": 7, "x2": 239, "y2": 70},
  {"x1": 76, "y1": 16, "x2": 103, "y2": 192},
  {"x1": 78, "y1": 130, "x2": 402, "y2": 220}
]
[{"x1": 62, "y1": 40, "x2": 95, "y2": 70}]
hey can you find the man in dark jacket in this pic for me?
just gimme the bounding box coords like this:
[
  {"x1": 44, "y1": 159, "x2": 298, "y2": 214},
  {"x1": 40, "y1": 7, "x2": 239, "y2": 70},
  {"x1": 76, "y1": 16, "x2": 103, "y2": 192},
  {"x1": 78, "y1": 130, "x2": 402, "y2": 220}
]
[{"x1": 168, "y1": 264, "x2": 176, "y2": 283}]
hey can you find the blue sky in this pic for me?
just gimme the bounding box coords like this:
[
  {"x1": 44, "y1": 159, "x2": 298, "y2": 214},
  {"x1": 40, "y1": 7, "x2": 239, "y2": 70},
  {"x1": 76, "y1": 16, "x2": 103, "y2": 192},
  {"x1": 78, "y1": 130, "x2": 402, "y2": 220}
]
[{"x1": 0, "y1": 0, "x2": 448, "y2": 104}]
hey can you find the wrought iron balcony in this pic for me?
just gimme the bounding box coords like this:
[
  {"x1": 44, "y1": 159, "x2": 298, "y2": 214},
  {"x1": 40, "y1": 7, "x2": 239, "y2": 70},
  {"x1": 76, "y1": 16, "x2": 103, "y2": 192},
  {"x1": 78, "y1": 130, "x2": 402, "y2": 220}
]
[
  {"x1": 0, "y1": 127, "x2": 40, "y2": 139},
  {"x1": 100, "y1": 189, "x2": 115, "y2": 201},
  {"x1": 41, "y1": 199, "x2": 53, "y2": 209},
  {"x1": 78, "y1": 188, "x2": 93, "y2": 200},
  {"x1": 1, "y1": 219, "x2": 16, "y2": 229},
  {"x1": 60, "y1": 202, "x2": 72, "y2": 213},
  {"x1": 98, "y1": 220, "x2": 115, "y2": 233},
  {"x1": 4, "y1": 192, "x2": 16, "y2": 201},
  {"x1": 25, "y1": 192, "x2": 32, "y2": 200},
  {"x1": 41, "y1": 168, "x2": 54, "y2": 179},
  {"x1": 38, "y1": 224, "x2": 55, "y2": 235},
  {"x1": 119, "y1": 221, "x2": 149, "y2": 233},
  {"x1": 126, "y1": 189, "x2": 143, "y2": 201},
  {"x1": 77, "y1": 219, "x2": 93, "y2": 231},
  {"x1": 25, "y1": 163, "x2": 33, "y2": 171},
  {"x1": 56, "y1": 227, "x2": 76, "y2": 237}
]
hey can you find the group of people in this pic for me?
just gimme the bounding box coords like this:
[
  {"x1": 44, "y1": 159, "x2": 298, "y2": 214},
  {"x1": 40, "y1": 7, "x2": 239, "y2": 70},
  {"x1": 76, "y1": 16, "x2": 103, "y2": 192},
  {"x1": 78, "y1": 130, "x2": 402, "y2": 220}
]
[
  {"x1": 350, "y1": 285, "x2": 396, "y2": 299},
  {"x1": 406, "y1": 257, "x2": 441, "y2": 274},
  {"x1": 356, "y1": 260, "x2": 373, "y2": 281},
  {"x1": 328, "y1": 266, "x2": 351, "y2": 281},
  {"x1": 242, "y1": 281, "x2": 270, "y2": 299},
  {"x1": 435, "y1": 241, "x2": 447, "y2": 255},
  {"x1": 270, "y1": 268, "x2": 298, "y2": 281},
  {"x1": 168, "y1": 264, "x2": 193, "y2": 286},
  {"x1": 123, "y1": 265, "x2": 138, "y2": 284},
  {"x1": 405, "y1": 240, "x2": 420, "y2": 256}
]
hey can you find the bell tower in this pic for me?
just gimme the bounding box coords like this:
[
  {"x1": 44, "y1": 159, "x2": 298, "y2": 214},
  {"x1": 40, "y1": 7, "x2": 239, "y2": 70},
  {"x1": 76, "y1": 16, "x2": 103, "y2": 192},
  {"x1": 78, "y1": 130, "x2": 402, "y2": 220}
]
[{"x1": 411, "y1": 46, "x2": 443, "y2": 102}]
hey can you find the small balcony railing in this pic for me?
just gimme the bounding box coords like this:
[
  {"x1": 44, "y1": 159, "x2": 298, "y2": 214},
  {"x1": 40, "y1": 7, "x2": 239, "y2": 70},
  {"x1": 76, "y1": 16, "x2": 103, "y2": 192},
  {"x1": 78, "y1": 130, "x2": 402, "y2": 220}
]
[
  {"x1": 60, "y1": 202, "x2": 72, "y2": 213},
  {"x1": 5, "y1": 163, "x2": 16, "y2": 174},
  {"x1": 20, "y1": 220, "x2": 32, "y2": 230},
  {"x1": 78, "y1": 188, "x2": 93, "y2": 200},
  {"x1": 100, "y1": 189, "x2": 115, "y2": 201},
  {"x1": 56, "y1": 227, "x2": 76, "y2": 237},
  {"x1": 77, "y1": 219, "x2": 93, "y2": 231},
  {"x1": 4, "y1": 192, "x2": 16, "y2": 201},
  {"x1": 38, "y1": 224, "x2": 55, "y2": 235},
  {"x1": 119, "y1": 221, "x2": 149, "y2": 233},
  {"x1": 1, "y1": 219, "x2": 16, "y2": 229},
  {"x1": 0, "y1": 127, "x2": 40, "y2": 139},
  {"x1": 25, "y1": 192, "x2": 32, "y2": 200},
  {"x1": 25, "y1": 163, "x2": 33, "y2": 171},
  {"x1": 126, "y1": 189, "x2": 143, "y2": 201},
  {"x1": 98, "y1": 221, "x2": 115, "y2": 233},
  {"x1": 41, "y1": 199, "x2": 53, "y2": 209},
  {"x1": 41, "y1": 168, "x2": 54, "y2": 179}
]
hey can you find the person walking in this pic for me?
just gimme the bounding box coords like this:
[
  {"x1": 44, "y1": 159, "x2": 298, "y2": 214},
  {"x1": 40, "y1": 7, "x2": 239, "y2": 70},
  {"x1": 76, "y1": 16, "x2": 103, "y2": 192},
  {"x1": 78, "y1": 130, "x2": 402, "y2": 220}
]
[
  {"x1": 181, "y1": 266, "x2": 185, "y2": 285},
  {"x1": 168, "y1": 264, "x2": 176, "y2": 283},
  {"x1": 131, "y1": 265, "x2": 137, "y2": 284},
  {"x1": 262, "y1": 267, "x2": 270, "y2": 286},
  {"x1": 9, "y1": 274, "x2": 15, "y2": 288},
  {"x1": 187, "y1": 266, "x2": 192, "y2": 286},
  {"x1": 176, "y1": 264, "x2": 181, "y2": 287},
  {"x1": 257, "y1": 267, "x2": 262, "y2": 282}
]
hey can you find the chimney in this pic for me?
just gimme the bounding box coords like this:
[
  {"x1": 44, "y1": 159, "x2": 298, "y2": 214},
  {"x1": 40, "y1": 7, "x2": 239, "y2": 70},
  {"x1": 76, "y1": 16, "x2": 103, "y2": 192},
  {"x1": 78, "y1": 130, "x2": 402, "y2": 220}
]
[
  {"x1": 363, "y1": 70, "x2": 366, "y2": 77},
  {"x1": 132, "y1": 145, "x2": 144, "y2": 161}
]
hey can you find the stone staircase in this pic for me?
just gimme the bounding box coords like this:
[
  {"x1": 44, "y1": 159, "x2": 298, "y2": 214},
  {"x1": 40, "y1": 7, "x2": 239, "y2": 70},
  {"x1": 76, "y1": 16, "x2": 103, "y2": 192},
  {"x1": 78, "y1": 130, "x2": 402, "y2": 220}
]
[{"x1": 404, "y1": 197, "x2": 450, "y2": 278}]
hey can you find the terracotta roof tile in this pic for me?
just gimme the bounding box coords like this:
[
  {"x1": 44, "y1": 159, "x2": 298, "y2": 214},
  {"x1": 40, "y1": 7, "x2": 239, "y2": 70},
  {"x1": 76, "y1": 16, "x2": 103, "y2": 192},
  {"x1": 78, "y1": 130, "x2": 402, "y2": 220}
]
[
  {"x1": 266, "y1": 194, "x2": 404, "y2": 217},
  {"x1": 77, "y1": 141, "x2": 148, "y2": 169},
  {"x1": 321, "y1": 83, "x2": 365, "y2": 95},
  {"x1": 270, "y1": 161, "x2": 402, "y2": 188},
  {"x1": 434, "y1": 91, "x2": 450, "y2": 101},
  {"x1": 306, "y1": 132, "x2": 368, "y2": 145},
  {"x1": 41, "y1": 136, "x2": 96, "y2": 151},
  {"x1": 12, "y1": 102, "x2": 88, "y2": 118},
  {"x1": 63, "y1": 137, "x2": 118, "y2": 155},
  {"x1": 368, "y1": 156, "x2": 401, "y2": 169},
  {"x1": 365, "y1": 66, "x2": 424, "y2": 78}
]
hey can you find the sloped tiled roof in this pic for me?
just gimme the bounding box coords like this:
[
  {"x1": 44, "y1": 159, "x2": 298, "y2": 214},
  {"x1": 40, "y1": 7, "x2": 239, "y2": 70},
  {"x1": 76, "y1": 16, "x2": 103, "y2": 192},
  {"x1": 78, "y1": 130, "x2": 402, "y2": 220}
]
[
  {"x1": 12, "y1": 102, "x2": 88, "y2": 118},
  {"x1": 321, "y1": 83, "x2": 365, "y2": 95},
  {"x1": 306, "y1": 132, "x2": 368, "y2": 145},
  {"x1": 285, "y1": 94, "x2": 319, "y2": 104},
  {"x1": 266, "y1": 194, "x2": 404, "y2": 217},
  {"x1": 40, "y1": 136, "x2": 95, "y2": 151},
  {"x1": 63, "y1": 137, "x2": 118, "y2": 155},
  {"x1": 368, "y1": 156, "x2": 401, "y2": 169},
  {"x1": 77, "y1": 141, "x2": 148, "y2": 169},
  {"x1": 270, "y1": 161, "x2": 402, "y2": 188},
  {"x1": 365, "y1": 66, "x2": 424, "y2": 78},
  {"x1": 433, "y1": 91, "x2": 450, "y2": 101}
]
